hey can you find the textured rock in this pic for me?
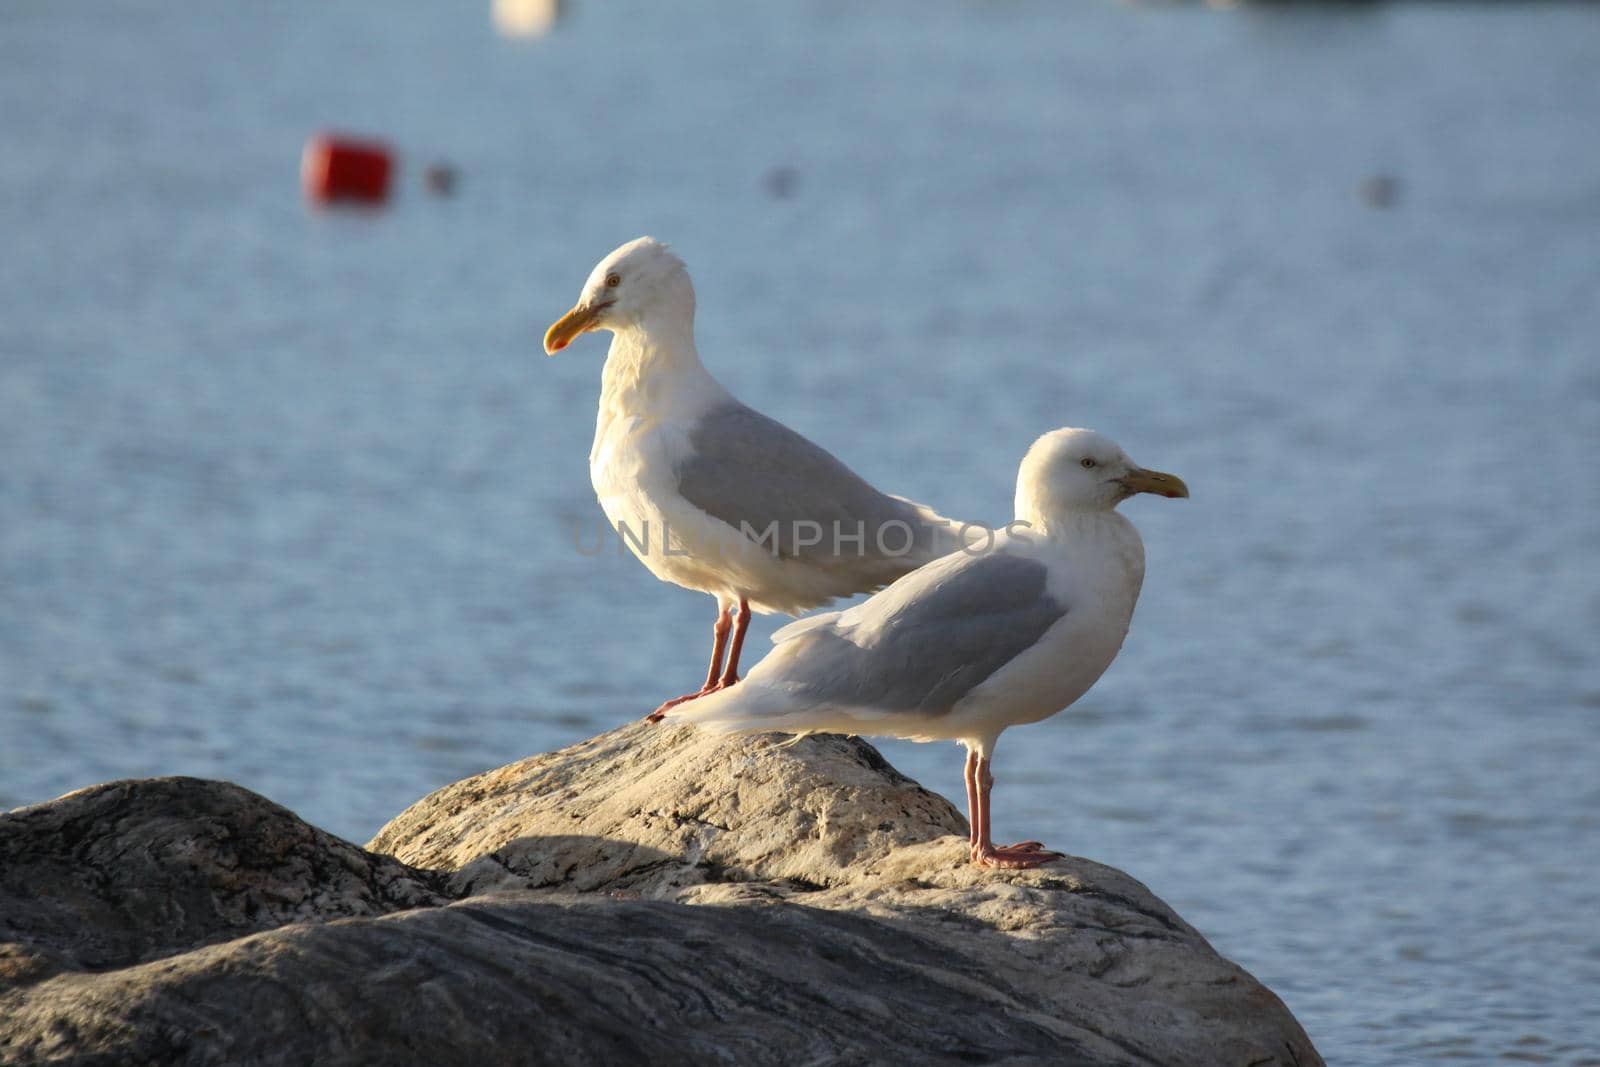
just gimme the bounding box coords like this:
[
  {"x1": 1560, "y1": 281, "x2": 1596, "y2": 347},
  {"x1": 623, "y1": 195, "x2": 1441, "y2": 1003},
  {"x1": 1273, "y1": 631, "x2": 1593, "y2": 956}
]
[
  {"x1": 367, "y1": 721, "x2": 968, "y2": 897},
  {"x1": 0, "y1": 777, "x2": 444, "y2": 982},
  {"x1": 0, "y1": 723, "x2": 1323, "y2": 1067}
]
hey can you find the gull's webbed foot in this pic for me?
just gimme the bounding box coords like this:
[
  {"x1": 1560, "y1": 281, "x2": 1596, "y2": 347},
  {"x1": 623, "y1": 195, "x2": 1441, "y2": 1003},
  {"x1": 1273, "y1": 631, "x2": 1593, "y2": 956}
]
[
  {"x1": 971, "y1": 842, "x2": 1063, "y2": 869},
  {"x1": 645, "y1": 675, "x2": 743, "y2": 723},
  {"x1": 645, "y1": 687, "x2": 715, "y2": 723}
]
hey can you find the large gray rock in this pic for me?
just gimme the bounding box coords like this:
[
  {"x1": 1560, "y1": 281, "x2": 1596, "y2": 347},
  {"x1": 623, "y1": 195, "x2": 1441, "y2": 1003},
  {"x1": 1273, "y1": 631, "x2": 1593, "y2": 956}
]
[
  {"x1": 0, "y1": 777, "x2": 444, "y2": 983},
  {"x1": 0, "y1": 722, "x2": 1323, "y2": 1066}
]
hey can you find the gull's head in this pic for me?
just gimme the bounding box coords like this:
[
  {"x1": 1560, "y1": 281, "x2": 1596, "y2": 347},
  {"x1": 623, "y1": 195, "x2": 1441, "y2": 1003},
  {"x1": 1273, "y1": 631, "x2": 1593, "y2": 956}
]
[
  {"x1": 543, "y1": 236, "x2": 695, "y2": 355},
  {"x1": 1016, "y1": 427, "x2": 1188, "y2": 527}
]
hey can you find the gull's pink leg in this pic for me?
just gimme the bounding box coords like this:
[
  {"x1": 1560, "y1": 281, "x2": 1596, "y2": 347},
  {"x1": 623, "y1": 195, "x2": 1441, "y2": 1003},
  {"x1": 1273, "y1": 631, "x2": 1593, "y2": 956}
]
[
  {"x1": 646, "y1": 602, "x2": 733, "y2": 722},
  {"x1": 700, "y1": 606, "x2": 734, "y2": 692},
  {"x1": 971, "y1": 755, "x2": 1063, "y2": 869},
  {"x1": 713, "y1": 598, "x2": 751, "y2": 688},
  {"x1": 964, "y1": 749, "x2": 980, "y2": 851}
]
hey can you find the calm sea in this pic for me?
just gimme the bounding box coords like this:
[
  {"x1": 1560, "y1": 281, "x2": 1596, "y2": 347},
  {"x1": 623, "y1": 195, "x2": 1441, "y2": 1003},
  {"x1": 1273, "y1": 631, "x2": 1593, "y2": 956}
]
[{"x1": 3, "y1": 2, "x2": 1598, "y2": 1062}]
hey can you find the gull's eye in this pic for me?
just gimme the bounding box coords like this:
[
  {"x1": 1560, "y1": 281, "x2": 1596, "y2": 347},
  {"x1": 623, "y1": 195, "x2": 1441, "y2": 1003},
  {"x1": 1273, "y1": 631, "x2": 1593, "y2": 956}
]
[
  {"x1": 1080, "y1": 457, "x2": 1097, "y2": 469},
  {"x1": 605, "y1": 273, "x2": 622, "y2": 288}
]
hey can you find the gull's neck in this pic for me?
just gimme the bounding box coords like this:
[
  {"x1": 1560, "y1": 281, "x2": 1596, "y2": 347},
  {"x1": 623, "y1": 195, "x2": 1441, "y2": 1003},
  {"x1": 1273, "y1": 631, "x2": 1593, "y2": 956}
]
[
  {"x1": 1019, "y1": 504, "x2": 1145, "y2": 568},
  {"x1": 1020, "y1": 506, "x2": 1130, "y2": 543},
  {"x1": 1016, "y1": 474, "x2": 1133, "y2": 545},
  {"x1": 599, "y1": 308, "x2": 730, "y2": 422},
  {"x1": 1022, "y1": 507, "x2": 1147, "y2": 605}
]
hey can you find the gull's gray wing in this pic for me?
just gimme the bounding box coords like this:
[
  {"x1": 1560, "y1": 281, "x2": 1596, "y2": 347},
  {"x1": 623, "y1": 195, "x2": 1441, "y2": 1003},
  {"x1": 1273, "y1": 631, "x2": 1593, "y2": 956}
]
[
  {"x1": 675, "y1": 400, "x2": 947, "y2": 562},
  {"x1": 765, "y1": 550, "x2": 1067, "y2": 715}
]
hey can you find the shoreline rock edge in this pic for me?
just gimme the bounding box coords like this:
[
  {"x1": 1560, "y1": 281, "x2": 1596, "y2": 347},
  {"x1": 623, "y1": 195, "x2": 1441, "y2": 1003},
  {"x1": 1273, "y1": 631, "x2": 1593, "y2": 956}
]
[{"x1": 1, "y1": 721, "x2": 1322, "y2": 1066}]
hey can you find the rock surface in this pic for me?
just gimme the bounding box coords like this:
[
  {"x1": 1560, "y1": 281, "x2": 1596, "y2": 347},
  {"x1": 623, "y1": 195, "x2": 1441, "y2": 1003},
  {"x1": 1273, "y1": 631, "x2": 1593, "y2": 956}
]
[{"x1": 1, "y1": 722, "x2": 1323, "y2": 1066}]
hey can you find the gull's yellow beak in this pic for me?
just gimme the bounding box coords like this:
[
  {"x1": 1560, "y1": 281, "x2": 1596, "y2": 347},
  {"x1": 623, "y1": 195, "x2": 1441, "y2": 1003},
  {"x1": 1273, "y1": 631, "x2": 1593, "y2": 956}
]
[
  {"x1": 1122, "y1": 467, "x2": 1189, "y2": 499},
  {"x1": 543, "y1": 301, "x2": 609, "y2": 355}
]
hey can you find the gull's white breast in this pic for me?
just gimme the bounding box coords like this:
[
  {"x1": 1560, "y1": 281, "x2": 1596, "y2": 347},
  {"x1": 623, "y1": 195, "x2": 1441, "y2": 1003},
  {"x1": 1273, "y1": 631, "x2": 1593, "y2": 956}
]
[
  {"x1": 941, "y1": 515, "x2": 1147, "y2": 747},
  {"x1": 588, "y1": 360, "x2": 857, "y2": 614}
]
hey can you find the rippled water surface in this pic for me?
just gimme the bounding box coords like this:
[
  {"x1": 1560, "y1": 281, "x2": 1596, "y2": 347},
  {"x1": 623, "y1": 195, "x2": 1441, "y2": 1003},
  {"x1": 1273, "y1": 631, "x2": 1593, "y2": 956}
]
[{"x1": 3, "y1": 2, "x2": 1598, "y2": 1062}]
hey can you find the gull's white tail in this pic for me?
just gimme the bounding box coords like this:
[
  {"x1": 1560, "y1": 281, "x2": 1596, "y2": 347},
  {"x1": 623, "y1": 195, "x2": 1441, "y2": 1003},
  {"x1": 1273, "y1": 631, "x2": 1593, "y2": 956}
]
[{"x1": 661, "y1": 676, "x2": 812, "y2": 736}]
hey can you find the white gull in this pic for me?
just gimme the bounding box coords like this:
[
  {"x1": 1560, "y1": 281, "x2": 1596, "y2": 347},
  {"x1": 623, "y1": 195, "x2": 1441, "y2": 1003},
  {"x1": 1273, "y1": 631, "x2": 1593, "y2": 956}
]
[
  {"x1": 544, "y1": 237, "x2": 965, "y2": 718},
  {"x1": 665, "y1": 427, "x2": 1188, "y2": 868}
]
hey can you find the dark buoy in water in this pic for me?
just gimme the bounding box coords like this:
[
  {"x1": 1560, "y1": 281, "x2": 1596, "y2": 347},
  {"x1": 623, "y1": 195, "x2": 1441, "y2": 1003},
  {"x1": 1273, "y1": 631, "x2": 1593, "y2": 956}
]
[
  {"x1": 1360, "y1": 174, "x2": 1400, "y2": 209},
  {"x1": 302, "y1": 134, "x2": 394, "y2": 204},
  {"x1": 424, "y1": 163, "x2": 459, "y2": 197},
  {"x1": 764, "y1": 165, "x2": 800, "y2": 200}
]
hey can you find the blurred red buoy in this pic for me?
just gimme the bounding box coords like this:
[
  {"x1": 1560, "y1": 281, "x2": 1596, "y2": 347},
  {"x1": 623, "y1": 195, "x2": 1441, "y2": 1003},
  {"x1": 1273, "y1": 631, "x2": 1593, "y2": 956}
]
[{"x1": 301, "y1": 134, "x2": 393, "y2": 204}]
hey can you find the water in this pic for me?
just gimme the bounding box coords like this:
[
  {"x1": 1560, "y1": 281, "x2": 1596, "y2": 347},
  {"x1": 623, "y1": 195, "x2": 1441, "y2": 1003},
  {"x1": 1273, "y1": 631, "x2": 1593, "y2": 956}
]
[{"x1": 3, "y1": 2, "x2": 1598, "y2": 1061}]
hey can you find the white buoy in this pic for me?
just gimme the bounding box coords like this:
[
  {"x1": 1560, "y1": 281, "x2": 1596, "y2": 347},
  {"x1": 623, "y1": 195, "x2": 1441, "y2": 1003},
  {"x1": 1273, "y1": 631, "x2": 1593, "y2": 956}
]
[{"x1": 493, "y1": 0, "x2": 561, "y2": 38}]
